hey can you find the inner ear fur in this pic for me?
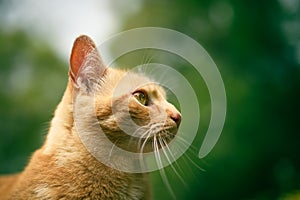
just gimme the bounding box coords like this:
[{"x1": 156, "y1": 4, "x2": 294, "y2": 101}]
[{"x1": 69, "y1": 35, "x2": 106, "y2": 93}]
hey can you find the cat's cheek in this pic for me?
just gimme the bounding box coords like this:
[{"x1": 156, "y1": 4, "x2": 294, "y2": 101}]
[
  {"x1": 128, "y1": 101, "x2": 151, "y2": 127},
  {"x1": 94, "y1": 97, "x2": 113, "y2": 119}
]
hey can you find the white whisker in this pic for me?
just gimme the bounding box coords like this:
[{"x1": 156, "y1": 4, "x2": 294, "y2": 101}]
[
  {"x1": 138, "y1": 131, "x2": 152, "y2": 171},
  {"x1": 127, "y1": 125, "x2": 148, "y2": 148},
  {"x1": 148, "y1": 122, "x2": 165, "y2": 133},
  {"x1": 174, "y1": 137, "x2": 205, "y2": 172},
  {"x1": 155, "y1": 136, "x2": 176, "y2": 200},
  {"x1": 162, "y1": 137, "x2": 186, "y2": 175},
  {"x1": 137, "y1": 129, "x2": 151, "y2": 150},
  {"x1": 159, "y1": 136, "x2": 188, "y2": 189},
  {"x1": 175, "y1": 134, "x2": 202, "y2": 155},
  {"x1": 132, "y1": 125, "x2": 148, "y2": 137},
  {"x1": 137, "y1": 130, "x2": 150, "y2": 148}
]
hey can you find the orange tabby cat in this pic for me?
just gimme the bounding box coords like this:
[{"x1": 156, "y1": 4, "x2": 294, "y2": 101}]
[{"x1": 0, "y1": 35, "x2": 181, "y2": 199}]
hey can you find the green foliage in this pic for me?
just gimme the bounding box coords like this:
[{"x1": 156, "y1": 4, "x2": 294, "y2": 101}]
[{"x1": 0, "y1": 30, "x2": 67, "y2": 173}]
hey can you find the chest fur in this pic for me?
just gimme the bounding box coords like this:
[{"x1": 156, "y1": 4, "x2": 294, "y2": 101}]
[{"x1": 1, "y1": 149, "x2": 149, "y2": 200}]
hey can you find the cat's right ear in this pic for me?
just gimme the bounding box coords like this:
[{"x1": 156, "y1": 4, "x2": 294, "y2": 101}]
[{"x1": 69, "y1": 35, "x2": 106, "y2": 93}]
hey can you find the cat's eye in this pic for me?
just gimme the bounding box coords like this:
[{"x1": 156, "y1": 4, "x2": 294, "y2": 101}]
[{"x1": 133, "y1": 91, "x2": 148, "y2": 106}]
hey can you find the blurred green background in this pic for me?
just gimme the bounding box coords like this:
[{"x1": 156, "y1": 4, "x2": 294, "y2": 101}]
[{"x1": 0, "y1": 0, "x2": 300, "y2": 199}]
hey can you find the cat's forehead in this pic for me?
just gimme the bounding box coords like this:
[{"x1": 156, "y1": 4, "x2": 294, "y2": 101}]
[
  {"x1": 139, "y1": 83, "x2": 166, "y2": 99},
  {"x1": 105, "y1": 68, "x2": 165, "y2": 98}
]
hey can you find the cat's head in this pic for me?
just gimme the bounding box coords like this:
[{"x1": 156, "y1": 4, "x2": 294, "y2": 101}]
[{"x1": 69, "y1": 35, "x2": 181, "y2": 153}]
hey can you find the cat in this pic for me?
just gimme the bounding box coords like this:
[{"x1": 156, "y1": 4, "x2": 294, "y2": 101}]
[{"x1": 0, "y1": 35, "x2": 181, "y2": 199}]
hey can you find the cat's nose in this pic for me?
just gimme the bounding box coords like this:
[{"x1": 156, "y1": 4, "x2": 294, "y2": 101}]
[{"x1": 170, "y1": 112, "x2": 181, "y2": 127}]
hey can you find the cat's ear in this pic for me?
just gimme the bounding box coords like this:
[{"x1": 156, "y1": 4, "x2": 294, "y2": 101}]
[{"x1": 69, "y1": 35, "x2": 106, "y2": 93}]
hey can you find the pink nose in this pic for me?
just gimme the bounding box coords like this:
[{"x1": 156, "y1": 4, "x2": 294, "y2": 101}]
[{"x1": 170, "y1": 112, "x2": 181, "y2": 127}]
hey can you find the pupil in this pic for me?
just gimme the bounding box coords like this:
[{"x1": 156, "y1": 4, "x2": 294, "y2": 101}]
[{"x1": 140, "y1": 94, "x2": 144, "y2": 101}]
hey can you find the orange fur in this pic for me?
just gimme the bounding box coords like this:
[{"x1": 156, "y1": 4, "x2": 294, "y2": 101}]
[{"x1": 0, "y1": 35, "x2": 181, "y2": 199}]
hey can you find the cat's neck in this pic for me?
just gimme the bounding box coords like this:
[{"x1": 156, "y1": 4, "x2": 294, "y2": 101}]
[
  {"x1": 42, "y1": 80, "x2": 74, "y2": 155},
  {"x1": 41, "y1": 80, "x2": 103, "y2": 166}
]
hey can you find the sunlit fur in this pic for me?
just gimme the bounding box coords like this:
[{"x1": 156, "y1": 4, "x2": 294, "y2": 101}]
[{"x1": 0, "y1": 35, "x2": 181, "y2": 199}]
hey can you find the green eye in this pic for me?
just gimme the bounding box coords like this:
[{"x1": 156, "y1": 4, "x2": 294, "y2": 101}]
[{"x1": 133, "y1": 91, "x2": 148, "y2": 106}]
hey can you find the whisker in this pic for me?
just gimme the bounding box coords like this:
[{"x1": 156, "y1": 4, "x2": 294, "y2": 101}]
[
  {"x1": 132, "y1": 125, "x2": 148, "y2": 137},
  {"x1": 127, "y1": 125, "x2": 149, "y2": 148},
  {"x1": 155, "y1": 136, "x2": 176, "y2": 200},
  {"x1": 149, "y1": 122, "x2": 165, "y2": 132},
  {"x1": 174, "y1": 137, "x2": 205, "y2": 172},
  {"x1": 138, "y1": 131, "x2": 152, "y2": 171},
  {"x1": 159, "y1": 136, "x2": 188, "y2": 189},
  {"x1": 138, "y1": 129, "x2": 151, "y2": 150},
  {"x1": 143, "y1": 51, "x2": 155, "y2": 67},
  {"x1": 162, "y1": 137, "x2": 186, "y2": 176},
  {"x1": 175, "y1": 134, "x2": 202, "y2": 155}
]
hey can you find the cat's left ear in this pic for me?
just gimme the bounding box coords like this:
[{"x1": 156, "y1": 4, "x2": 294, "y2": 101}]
[{"x1": 69, "y1": 35, "x2": 106, "y2": 93}]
